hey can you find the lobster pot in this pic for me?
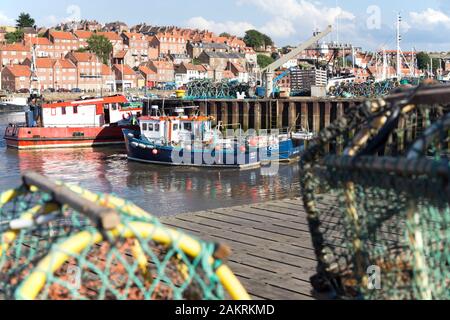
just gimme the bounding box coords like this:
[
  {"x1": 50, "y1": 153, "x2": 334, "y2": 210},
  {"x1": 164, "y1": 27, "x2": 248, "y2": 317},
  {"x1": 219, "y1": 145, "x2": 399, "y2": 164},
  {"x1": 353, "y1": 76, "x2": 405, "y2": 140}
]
[
  {"x1": 306, "y1": 156, "x2": 450, "y2": 300},
  {"x1": 290, "y1": 68, "x2": 327, "y2": 94},
  {"x1": 0, "y1": 173, "x2": 249, "y2": 301}
]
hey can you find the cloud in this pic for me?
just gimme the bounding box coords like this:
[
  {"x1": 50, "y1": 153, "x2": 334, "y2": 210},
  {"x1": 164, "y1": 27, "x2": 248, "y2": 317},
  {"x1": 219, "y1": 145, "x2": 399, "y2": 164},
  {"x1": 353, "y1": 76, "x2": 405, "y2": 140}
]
[
  {"x1": 42, "y1": 5, "x2": 82, "y2": 27},
  {"x1": 0, "y1": 11, "x2": 14, "y2": 26},
  {"x1": 238, "y1": 0, "x2": 355, "y2": 27},
  {"x1": 186, "y1": 16, "x2": 255, "y2": 37},
  {"x1": 409, "y1": 8, "x2": 450, "y2": 29}
]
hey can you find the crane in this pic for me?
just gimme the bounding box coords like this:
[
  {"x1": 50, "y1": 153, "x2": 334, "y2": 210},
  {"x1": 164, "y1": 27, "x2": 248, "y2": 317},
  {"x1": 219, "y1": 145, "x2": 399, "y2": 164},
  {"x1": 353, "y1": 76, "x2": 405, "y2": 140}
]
[{"x1": 261, "y1": 25, "x2": 333, "y2": 98}]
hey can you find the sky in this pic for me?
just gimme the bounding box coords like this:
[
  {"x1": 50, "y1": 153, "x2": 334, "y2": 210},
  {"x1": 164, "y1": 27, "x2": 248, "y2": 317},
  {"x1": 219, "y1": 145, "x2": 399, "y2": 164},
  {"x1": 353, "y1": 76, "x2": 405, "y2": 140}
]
[{"x1": 1, "y1": 0, "x2": 449, "y2": 52}]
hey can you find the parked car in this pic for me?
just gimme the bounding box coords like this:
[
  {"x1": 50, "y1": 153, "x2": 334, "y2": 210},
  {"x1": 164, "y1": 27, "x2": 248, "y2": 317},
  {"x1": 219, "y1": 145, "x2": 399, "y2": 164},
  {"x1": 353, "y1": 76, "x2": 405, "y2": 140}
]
[
  {"x1": 57, "y1": 88, "x2": 70, "y2": 93},
  {"x1": 71, "y1": 88, "x2": 81, "y2": 93},
  {"x1": 16, "y1": 88, "x2": 30, "y2": 94}
]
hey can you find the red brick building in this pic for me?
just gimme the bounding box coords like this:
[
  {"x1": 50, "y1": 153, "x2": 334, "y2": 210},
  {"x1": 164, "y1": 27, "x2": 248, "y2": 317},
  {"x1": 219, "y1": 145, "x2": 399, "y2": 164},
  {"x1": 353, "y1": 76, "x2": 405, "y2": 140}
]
[
  {"x1": 26, "y1": 37, "x2": 54, "y2": 58},
  {"x1": 138, "y1": 65, "x2": 157, "y2": 87},
  {"x1": 121, "y1": 32, "x2": 149, "y2": 67},
  {"x1": 1, "y1": 65, "x2": 31, "y2": 92},
  {"x1": 147, "y1": 60, "x2": 175, "y2": 83},
  {"x1": 47, "y1": 30, "x2": 79, "y2": 58},
  {"x1": 97, "y1": 32, "x2": 124, "y2": 55},
  {"x1": 66, "y1": 51, "x2": 103, "y2": 90},
  {"x1": 155, "y1": 31, "x2": 187, "y2": 55},
  {"x1": 0, "y1": 43, "x2": 31, "y2": 67},
  {"x1": 23, "y1": 57, "x2": 77, "y2": 90},
  {"x1": 73, "y1": 30, "x2": 93, "y2": 48},
  {"x1": 112, "y1": 63, "x2": 138, "y2": 89}
]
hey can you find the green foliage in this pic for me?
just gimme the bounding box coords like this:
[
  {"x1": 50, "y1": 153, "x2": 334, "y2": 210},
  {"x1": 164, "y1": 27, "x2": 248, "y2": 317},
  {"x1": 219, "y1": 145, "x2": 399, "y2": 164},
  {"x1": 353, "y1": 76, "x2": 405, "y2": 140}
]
[
  {"x1": 219, "y1": 32, "x2": 231, "y2": 38},
  {"x1": 75, "y1": 47, "x2": 88, "y2": 53},
  {"x1": 416, "y1": 52, "x2": 442, "y2": 72},
  {"x1": 86, "y1": 34, "x2": 113, "y2": 65},
  {"x1": 257, "y1": 54, "x2": 274, "y2": 69},
  {"x1": 192, "y1": 58, "x2": 202, "y2": 65},
  {"x1": 16, "y1": 12, "x2": 35, "y2": 28},
  {"x1": 5, "y1": 30, "x2": 24, "y2": 44},
  {"x1": 416, "y1": 52, "x2": 430, "y2": 71},
  {"x1": 244, "y1": 30, "x2": 274, "y2": 50}
]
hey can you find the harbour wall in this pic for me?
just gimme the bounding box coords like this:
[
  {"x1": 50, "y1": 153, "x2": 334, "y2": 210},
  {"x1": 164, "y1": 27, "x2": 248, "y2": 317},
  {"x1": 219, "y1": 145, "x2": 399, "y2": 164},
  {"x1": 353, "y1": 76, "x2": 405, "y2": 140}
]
[{"x1": 145, "y1": 97, "x2": 365, "y2": 132}]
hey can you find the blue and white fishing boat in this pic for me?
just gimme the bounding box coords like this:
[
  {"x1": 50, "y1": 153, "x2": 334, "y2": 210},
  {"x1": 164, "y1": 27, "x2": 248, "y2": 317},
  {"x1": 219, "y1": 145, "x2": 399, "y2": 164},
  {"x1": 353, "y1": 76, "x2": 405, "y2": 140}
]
[{"x1": 123, "y1": 108, "x2": 266, "y2": 169}]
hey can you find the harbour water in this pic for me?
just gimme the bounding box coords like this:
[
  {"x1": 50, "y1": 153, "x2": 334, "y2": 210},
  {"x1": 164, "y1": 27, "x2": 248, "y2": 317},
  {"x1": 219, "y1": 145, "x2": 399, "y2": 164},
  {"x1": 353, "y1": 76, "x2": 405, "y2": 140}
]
[{"x1": 0, "y1": 113, "x2": 301, "y2": 217}]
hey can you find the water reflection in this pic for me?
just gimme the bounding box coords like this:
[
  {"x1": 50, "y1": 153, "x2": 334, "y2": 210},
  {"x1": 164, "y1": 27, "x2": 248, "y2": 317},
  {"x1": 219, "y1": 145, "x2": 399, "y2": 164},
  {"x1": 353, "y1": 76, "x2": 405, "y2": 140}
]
[{"x1": 0, "y1": 123, "x2": 301, "y2": 216}]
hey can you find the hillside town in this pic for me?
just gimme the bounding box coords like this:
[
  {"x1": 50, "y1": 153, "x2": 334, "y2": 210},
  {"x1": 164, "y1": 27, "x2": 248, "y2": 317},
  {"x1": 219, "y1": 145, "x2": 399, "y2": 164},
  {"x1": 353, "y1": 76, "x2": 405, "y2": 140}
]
[{"x1": 1, "y1": 14, "x2": 447, "y2": 96}]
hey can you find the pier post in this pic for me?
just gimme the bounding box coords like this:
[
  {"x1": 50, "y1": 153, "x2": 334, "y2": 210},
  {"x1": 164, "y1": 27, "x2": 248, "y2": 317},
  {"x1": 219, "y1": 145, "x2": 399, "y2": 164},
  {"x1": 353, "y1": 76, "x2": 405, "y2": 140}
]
[
  {"x1": 289, "y1": 102, "x2": 297, "y2": 131},
  {"x1": 301, "y1": 102, "x2": 308, "y2": 130},
  {"x1": 243, "y1": 101, "x2": 250, "y2": 131},
  {"x1": 277, "y1": 100, "x2": 284, "y2": 129},
  {"x1": 221, "y1": 102, "x2": 228, "y2": 127},
  {"x1": 254, "y1": 101, "x2": 261, "y2": 131},
  {"x1": 313, "y1": 101, "x2": 320, "y2": 132},
  {"x1": 232, "y1": 101, "x2": 239, "y2": 129},
  {"x1": 199, "y1": 101, "x2": 207, "y2": 116},
  {"x1": 210, "y1": 102, "x2": 217, "y2": 120}
]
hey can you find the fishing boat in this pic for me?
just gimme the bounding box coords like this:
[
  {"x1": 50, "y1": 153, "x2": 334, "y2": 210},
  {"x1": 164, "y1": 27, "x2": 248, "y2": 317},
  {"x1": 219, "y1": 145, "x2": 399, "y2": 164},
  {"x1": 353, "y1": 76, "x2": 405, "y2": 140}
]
[
  {"x1": 266, "y1": 129, "x2": 316, "y2": 162},
  {"x1": 123, "y1": 107, "x2": 269, "y2": 169},
  {"x1": 4, "y1": 95, "x2": 142, "y2": 149}
]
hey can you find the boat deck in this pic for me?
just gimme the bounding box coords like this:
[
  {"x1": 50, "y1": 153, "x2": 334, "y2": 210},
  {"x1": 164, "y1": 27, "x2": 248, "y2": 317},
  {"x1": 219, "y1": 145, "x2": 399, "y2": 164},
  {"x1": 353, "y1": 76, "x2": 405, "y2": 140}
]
[{"x1": 160, "y1": 197, "x2": 318, "y2": 300}]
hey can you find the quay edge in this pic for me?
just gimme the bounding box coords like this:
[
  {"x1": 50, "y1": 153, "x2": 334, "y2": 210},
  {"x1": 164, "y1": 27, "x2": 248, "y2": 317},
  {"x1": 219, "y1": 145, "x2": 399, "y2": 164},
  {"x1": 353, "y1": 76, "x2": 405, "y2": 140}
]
[{"x1": 144, "y1": 97, "x2": 365, "y2": 132}]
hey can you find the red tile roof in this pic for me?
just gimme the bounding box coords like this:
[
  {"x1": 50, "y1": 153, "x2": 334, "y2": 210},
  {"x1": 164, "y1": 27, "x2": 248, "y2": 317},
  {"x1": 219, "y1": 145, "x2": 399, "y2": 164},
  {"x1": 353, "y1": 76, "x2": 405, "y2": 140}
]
[
  {"x1": 123, "y1": 32, "x2": 145, "y2": 40},
  {"x1": 70, "y1": 52, "x2": 99, "y2": 62},
  {"x1": 101, "y1": 64, "x2": 113, "y2": 75},
  {"x1": 36, "y1": 58, "x2": 75, "y2": 69},
  {"x1": 4, "y1": 65, "x2": 31, "y2": 77},
  {"x1": 74, "y1": 30, "x2": 93, "y2": 39},
  {"x1": 0, "y1": 43, "x2": 30, "y2": 51},
  {"x1": 138, "y1": 65, "x2": 156, "y2": 75},
  {"x1": 28, "y1": 37, "x2": 52, "y2": 46},
  {"x1": 97, "y1": 32, "x2": 122, "y2": 41},
  {"x1": 113, "y1": 64, "x2": 135, "y2": 75},
  {"x1": 114, "y1": 50, "x2": 128, "y2": 59},
  {"x1": 49, "y1": 31, "x2": 77, "y2": 40}
]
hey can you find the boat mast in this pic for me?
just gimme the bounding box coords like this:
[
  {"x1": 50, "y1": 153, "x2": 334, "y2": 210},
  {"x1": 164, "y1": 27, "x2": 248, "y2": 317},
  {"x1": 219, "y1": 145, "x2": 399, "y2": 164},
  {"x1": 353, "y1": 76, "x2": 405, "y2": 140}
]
[{"x1": 396, "y1": 12, "x2": 402, "y2": 79}]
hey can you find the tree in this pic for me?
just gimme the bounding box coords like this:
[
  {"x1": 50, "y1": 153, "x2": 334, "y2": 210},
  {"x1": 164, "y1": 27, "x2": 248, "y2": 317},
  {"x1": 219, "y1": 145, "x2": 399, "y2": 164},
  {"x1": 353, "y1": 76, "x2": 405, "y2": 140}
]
[
  {"x1": 416, "y1": 52, "x2": 442, "y2": 72},
  {"x1": 257, "y1": 54, "x2": 274, "y2": 69},
  {"x1": 5, "y1": 30, "x2": 24, "y2": 44},
  {"x1": 244, "y1": 30, "x2": 273, "y2": 51},
  {"x1": 16, "y1": 12, "x2": 35, "y2": 28},
  {"x1": 86, "y1": 35, "x2": 113, "y2": 65},
  {"x1": 219, "y1": 32, "x2": 231, "y2": 38},
  {"x1": 416, "y1": 52, "x2": 430, "y2": 71}
]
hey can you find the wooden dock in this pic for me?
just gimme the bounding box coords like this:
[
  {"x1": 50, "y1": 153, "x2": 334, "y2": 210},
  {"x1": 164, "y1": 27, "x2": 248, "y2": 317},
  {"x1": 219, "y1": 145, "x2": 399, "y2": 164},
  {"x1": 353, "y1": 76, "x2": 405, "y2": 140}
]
[{"x1": 161, "y1": 197, "x2": 318, "y2": 300}]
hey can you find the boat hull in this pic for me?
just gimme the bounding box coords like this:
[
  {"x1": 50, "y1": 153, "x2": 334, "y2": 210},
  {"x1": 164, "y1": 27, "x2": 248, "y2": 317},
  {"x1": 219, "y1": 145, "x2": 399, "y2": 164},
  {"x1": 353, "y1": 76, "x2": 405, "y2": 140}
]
[
  {"x1": 4, "y1": 125, "x2": 138, "y2": 150},
  {"x1": 123, "y1": 130, "x2": 261, "y2": 169}
]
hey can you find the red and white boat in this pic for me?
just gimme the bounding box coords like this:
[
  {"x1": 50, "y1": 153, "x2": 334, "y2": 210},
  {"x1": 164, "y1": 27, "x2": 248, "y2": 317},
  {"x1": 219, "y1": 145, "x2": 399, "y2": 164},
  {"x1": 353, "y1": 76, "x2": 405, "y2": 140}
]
[{"x1": 4, "y1": 95, "x2": 142, "y2": 150}]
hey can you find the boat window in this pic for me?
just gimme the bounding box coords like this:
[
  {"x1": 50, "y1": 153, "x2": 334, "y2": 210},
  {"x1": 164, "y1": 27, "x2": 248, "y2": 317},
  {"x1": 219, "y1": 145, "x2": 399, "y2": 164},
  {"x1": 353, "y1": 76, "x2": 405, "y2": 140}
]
[
  {"x1": 142, "y1": 123, "x2": 148, "y2": 131},
  {"x1": 155, "y1": 124, "x2": 160, "y2": 132},
  {"x1": 62, "y1": 107, "x2": 66, "y2": 115},
  {"x1": 112, "y1": 103, "x2": 118, "y2": 111},
  {"x1": 73, "y1": 106, "x2": 78, "y2": 114},
  {"x1": 148, "y1": 123, "x2": 154, "y2": 131},
  {"x1": 173, "y1": 124, "x2": 179, "y2": 131},
  {"x1": 183, "y1": 122, "x2": 192, "y2": 131}
]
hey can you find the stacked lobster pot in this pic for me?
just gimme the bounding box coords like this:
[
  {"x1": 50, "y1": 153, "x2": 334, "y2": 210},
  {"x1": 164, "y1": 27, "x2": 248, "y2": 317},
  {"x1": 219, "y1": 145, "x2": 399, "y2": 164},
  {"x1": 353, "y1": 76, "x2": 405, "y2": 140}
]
[{"x1": 300, "y1": 83, "x2": 450, "y2": 300}]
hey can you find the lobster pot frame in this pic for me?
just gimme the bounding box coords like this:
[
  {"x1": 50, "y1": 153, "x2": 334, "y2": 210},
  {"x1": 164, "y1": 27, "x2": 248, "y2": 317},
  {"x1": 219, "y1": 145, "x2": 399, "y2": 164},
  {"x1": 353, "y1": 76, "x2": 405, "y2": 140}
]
[
  {"x1": 306, "y1": 156, "x2": 450, "y2": 299},
  {"x1": 301, "y1": 84, "x2": 450, "y2": 299},
  {"x1": 0, "y1": 173, "x2": 249, "y2": 300}
]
